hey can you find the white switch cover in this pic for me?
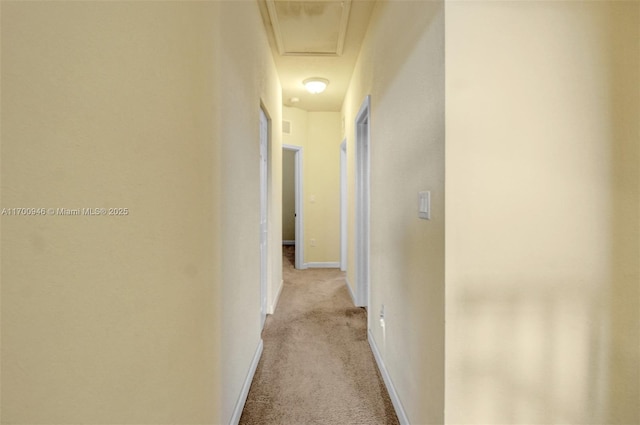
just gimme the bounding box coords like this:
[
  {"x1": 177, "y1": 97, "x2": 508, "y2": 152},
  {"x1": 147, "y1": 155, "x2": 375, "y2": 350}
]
[{"x1": 419, "y1": 191, "x2": 431, "y2": 220}]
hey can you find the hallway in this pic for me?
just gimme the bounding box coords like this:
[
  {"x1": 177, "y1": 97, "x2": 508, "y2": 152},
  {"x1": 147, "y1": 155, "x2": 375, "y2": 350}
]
[
  {"x1": 239, "y1": 247, "x2": 398, "y2": 424},
  {"x1": 2, "y1": 1, "x2": 638, "y2": 424}
]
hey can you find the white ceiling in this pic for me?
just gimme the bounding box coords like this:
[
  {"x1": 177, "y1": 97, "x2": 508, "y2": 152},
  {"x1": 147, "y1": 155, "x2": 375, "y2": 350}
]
[{"x1": 258, "y1": 0, "x2": 376, "y2": 112}]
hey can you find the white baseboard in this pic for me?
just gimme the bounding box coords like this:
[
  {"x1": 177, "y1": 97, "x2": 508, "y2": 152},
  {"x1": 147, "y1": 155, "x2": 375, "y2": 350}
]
[
  {"x1": 368, "y1": 330, "x2": 410, "y2": 425},
  {"x1": 270, "y1": 279, "x2": 284, "y2": 314},
  {"x1": 282, "y1": 240, "x2": 295, "y2": 246},
  {"x1": 304, "y1": 262, "x2": 340, "y2": 269},
  {"x1": 229, "y1": 339, "x2": 263, "y2": 425},
  {"x1": 345, "y1": 276, "x2": 356, "y2": 306}
]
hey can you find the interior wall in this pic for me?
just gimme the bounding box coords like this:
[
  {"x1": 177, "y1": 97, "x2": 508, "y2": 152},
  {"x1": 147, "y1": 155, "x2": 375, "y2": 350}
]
[
  {"x1": 282, "y1": 106, "x2": 341, "y2": 265},
  {"x1": 306, "y1": 112, "x2": 341, "y2": 264},
  {"x1": 216, "y1": 1, "x2": 283, "y2": 423},
  {"x1": 282, "y1": 150, "x2": 296, "y2": 241},
  {"x1": 341, "y1": 1, "x2": 445, "y2": 423},
  {"x1": 445, "y1": 1, "x2": 639, "y2": 423},
  {"x1": 1, "y1": 2, "x2": 219, "y2": 423},
  {"x1": 607, "y1": 4, "x2": 639, "y2": 422}
]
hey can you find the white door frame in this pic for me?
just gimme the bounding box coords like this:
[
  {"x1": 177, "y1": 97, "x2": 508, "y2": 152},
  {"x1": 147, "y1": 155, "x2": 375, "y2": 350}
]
[
  {"x1": 340, "y1": 140, "x2": 347, "y2": 272},
  {"x1": 355, "y1": 96, "x2": 370, "y2": 308},
  {"x1": 283, "y1": 144, "x2": 304, "y2": 270},
  {"x1": 259, "y1": 107, "x2": 270, "y2": 328}
]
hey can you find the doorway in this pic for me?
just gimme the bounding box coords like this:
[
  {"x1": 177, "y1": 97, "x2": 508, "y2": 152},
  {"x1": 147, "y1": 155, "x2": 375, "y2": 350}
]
[
  {"x1": 282, "y1": 144, "x2": 304, "y2": 270},
  {"x1": 355, "y1": 96, "x2": 370, "y2": 308},
  {"x1": 260, "y1": 107, "x2": 269, "y2": 328}
]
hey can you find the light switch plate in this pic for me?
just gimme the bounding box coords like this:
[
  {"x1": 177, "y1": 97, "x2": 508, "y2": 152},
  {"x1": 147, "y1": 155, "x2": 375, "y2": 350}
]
[{"x1": 419, "y1": 191, "x2": 431, "y2": 220}]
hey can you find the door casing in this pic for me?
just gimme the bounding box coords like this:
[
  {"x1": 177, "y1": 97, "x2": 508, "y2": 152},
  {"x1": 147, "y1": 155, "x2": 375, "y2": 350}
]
[
  {"x1": 259, "y1": 107, "x2": 269, "y2": 328},
  {"x1": 340, "y1": 140, "x2": 347, "y2": 272},
  {"x1": 283, "y1": 144, "x2": 304, "y2": 270},
  {"x1": 355, "y1": 96, "x2": 371, "y2": 309}
]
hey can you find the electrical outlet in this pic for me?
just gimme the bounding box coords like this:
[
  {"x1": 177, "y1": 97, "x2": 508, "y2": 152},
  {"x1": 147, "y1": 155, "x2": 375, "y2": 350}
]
[{"x1": 379, "y1": 304, "x2": 385, "y2": 327}]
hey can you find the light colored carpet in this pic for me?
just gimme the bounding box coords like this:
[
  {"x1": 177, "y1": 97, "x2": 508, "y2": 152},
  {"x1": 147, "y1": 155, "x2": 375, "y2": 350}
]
[{"x1": 239, "y1": 246, "x2": 399, "y2": 425}]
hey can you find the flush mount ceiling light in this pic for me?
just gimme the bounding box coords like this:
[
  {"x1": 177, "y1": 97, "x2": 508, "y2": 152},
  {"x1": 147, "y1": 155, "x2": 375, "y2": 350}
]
[{"x1": 303, "y1": 78, "x2": 329, "y2": 94}]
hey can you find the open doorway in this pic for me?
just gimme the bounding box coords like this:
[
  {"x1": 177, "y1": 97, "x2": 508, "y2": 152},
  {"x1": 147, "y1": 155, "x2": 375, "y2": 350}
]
[
  {"x1": 355, "y1": 96, "x2": 370, "y2": 308},
  {"x1": 282, "y1": 144, "x2": 304, "y2": 270}
]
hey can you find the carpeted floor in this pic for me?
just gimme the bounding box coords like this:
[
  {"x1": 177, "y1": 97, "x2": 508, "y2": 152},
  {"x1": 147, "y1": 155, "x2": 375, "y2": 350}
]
[{"x1": 239, "y1": 246, "x2": 399, "y2": 425}]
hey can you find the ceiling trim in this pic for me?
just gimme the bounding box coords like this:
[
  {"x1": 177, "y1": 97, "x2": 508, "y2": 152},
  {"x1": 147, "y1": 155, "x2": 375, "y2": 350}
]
[
  {"x1": 265, "y1": 0, "x2": 286, "y2": 55},
  {"x1": 335, "y1": 0, "x2": 351, "y2": 56},
  {"x1": 265, "y1": 0, "x2": 352, "y2": 57}
]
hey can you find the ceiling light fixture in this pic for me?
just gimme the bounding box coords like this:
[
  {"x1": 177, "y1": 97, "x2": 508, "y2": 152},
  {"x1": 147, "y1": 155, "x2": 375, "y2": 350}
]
[{"x1": 303, "y1": 78, "x2": 329, "y2": 94}]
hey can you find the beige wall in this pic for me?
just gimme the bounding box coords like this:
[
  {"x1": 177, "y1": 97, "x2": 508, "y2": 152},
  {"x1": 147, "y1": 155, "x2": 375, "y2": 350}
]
[
  {"x1": 4, "y1": 1, "x2": 636, "y2": 424},
  {"x1": 607, "y1": 4, "x2": 640, "y2": 422},
  {"x1": 282, "y1": 107, "x2": 341, "y2": 265},
  {"x1": 1, "y1": 1, "x2": 283, "y2": 424},
  {"x1": 306, "y1": 112, "x2": 342, "y2": 263},
  {"x1": 216, "y1": 1, "x2": 283, "y2": 423},
  {"x1": 341, "y1": 1, "x2": 445, "y2": 423},
  {"x1": 1, "y1": 2, "x2": 219, "y2": 423},
  {"x1": 445, "y1": 1, "x2": 639, "y2": 423},
  {"x1": 282, "y1": 150, "x2": 296, "y2": 241}
]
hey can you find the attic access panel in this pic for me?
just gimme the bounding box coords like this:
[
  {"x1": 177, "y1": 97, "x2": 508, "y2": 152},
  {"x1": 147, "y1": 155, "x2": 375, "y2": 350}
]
[{"x1": 266, "y1": 0, "x2": 352, "y2": 56}]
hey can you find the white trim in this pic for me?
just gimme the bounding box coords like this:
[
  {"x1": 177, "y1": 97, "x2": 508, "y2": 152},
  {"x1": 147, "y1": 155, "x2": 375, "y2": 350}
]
[
  {"x1": 229, "y1": 339, "x2": 264, "y2": 425},
  {"x1": 283, "y1": 144, "x2": 304, "y2": 270},
  {"x1": 282, "y1": 240, "x2": 295, "y2": 246},
  {"x1": 270, "y1": 279, "x2": 284, "y2": 314},
  {"x1": 345, "y1": 277, "x2": 356, "y2": 306},
  {"x1": 355, "y1": 95, "x2": 371, "y2": 308},
  {"x1": 304, "y1": 262, "x2": 340, "y2": 269},
  {"x1": 368, "y1": 331, "x2": 410, "y2": 425},
  {"x1": 264, "y1": 0, "x2": 285, "y2": 55},
  {"x1": 335, "y1": 0, "x2": 352, "y2": 56},
  {"x1": 259, "y1": 107, "x2": 269, "y2": 328},
  {"x1": 340, "y1": 140, "x2": 347, "y2": 272}
]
